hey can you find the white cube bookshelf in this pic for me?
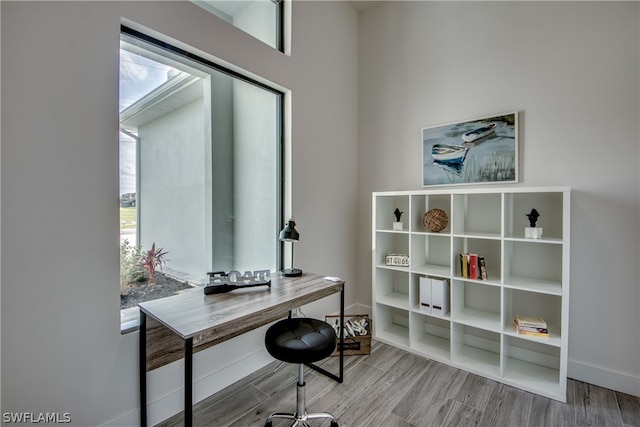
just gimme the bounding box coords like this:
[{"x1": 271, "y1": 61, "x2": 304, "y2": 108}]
[{"x1": 372, "y1": 186, "x2": 570, "y2": 402}]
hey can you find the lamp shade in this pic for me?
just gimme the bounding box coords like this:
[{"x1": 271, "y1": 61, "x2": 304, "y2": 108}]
[{"x1": 279, "y1": 217, "x2": 300, "y2": 242}]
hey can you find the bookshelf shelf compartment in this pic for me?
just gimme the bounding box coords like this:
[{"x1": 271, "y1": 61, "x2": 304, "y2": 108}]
[
  {"x1": 374, "y1": 304, "x2": 410, "y2": 348},
  {"x1": 452, "y1": 193, "x2": 502, "y2": 236},
  {"x1": 504, "y1": 240, "x2": 563, "y2": 286},
  {"x1": 375, "y1": 268, "x2": 409, "y2": 309},
  {"x1": 452, "y1": 280, "x2": 501, "y2": 332},
  {"x1": 410, "y1": 312, "x2": 451, "y2": 361},
  {"x1": 410, "y1": 273, "x2": 452, "y2": 315},
  {"x1": 504, "y1": 192, "x2": 564, "y2": 241},
  {"x1": 502, "y1": 335, "x2": 563, "y2": 399},
  {"x1": 411, "y1": 233, "x2": 451, "y2": 276},
  {"x1": 453, "y1": 237, "x2": 502, "y2": 282},
  {"x1": 504, "y1": 288, "x2": 563, "y2": 346},
  {"x1": 375, "y1": 232, "x2": 410, "y2": 268},
  {"x1": 452, "y1": 324, "x2": 501, "y2": 378},
  {"x1": 410, "y1": 193, "x2": 452, "y2": 233},
  {"x1": 372, "y1": 187, "x2": 570, "y2": 402},
  {"x1": 375, "y1": 195, "x2": 410, "y2": 232}
]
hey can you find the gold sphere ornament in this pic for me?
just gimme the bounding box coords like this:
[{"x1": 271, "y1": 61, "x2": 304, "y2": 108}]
[{"x1": 423, "y1": 209, "x2": 448, "y2": 232}]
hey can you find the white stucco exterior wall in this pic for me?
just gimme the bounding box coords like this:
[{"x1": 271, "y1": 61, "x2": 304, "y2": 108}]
[{"x1": 139, "y1": 99, "x2": 210, "y2": 278}]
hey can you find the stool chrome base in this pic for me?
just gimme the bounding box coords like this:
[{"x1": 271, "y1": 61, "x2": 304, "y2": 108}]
[
  {"x1": 264, "y1": 411, "x2": 338, "y2": 427},
  {"x1": 264, "y1": 365, "x2": 338, "y2": 427}
]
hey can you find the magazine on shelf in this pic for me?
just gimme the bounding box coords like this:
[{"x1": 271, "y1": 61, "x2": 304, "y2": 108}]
[
  {"x1": 514, "y1": 323, "x2": 548, "y2": 333},
  {"x1": 514, "y1": 326, "x2": 549, "y2": 338},
  {"x1": 514, "y1": 315, "x2": 547, "y2": 328}
]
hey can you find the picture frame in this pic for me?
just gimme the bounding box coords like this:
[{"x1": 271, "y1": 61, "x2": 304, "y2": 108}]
[{"x1": 422, "y1": 112, "x2": 518, "y2": 187}]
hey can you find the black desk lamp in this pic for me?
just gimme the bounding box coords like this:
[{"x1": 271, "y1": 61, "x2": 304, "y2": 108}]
[{"x1": 279, "y1": 217, "x2": 302, "y2": 277}]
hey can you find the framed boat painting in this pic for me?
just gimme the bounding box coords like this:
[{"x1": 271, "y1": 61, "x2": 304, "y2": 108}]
[{"x1": 422, "y1": 112, "x2": 518, "y2": 186}]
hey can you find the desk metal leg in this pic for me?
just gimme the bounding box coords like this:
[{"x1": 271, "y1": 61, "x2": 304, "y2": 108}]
[
  {"x1": 339, "y1": 284, "x2": 344, "y2": 382},
  {"x1": 139, "y1": 311, "x2": 147, "y2": 427},
  {"x1": 306, "y1": 284, "x2": 345, "y2": 383},
  {"x1": 185, "y1": 337, "x2": 193, "y2": 427}
]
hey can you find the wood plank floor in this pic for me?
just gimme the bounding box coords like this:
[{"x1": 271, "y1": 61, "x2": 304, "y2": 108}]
[{"x1": 157, "y1": 340, "x2": 640, "y2": 427}]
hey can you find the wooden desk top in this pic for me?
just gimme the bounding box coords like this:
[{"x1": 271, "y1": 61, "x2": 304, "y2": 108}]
[{"x1": 139, "y1": 272, "x2": 344, "y2": 341}]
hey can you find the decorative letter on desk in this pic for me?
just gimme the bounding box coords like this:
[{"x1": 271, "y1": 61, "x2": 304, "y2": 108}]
[{"x1": 204, "y1": 270, "x2": 271, "y2": 294}]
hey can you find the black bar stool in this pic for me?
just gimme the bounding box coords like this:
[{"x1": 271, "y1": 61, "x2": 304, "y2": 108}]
[{"x1": 264, "y1": 317, "x2": 339, "y2": 427}]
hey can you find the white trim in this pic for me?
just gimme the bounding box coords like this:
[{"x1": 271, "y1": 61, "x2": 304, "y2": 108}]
[
  {"x1": 346, "y1": 303, "x2": 372, "y2": 318},
  {"x1": 568, "y1": 358, "x2": 640, "y2": 397}
]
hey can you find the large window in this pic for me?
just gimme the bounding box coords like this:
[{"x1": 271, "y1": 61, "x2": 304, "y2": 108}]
[{"x1": 119, "y1": 27, "x2": 284, "y2": 327}]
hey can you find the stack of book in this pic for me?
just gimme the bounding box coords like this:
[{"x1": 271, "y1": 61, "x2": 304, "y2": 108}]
[
  {"x1": 459, "y1": 253, "x2": 488, "y2": 280},
  {"x1": 514, "y1": 315, "x2": 549, "y2": 338}
]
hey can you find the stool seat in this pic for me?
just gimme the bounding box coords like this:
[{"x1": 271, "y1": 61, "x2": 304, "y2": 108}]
[{"x1": 265, "y1": 318, "x2": 336, "y2": 364}]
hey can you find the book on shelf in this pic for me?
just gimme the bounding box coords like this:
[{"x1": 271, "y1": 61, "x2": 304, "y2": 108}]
[
  {"x1": 459, "y1": 253, "x2": 488, "y2": 280},
  {"x1": 469, "y1": 254, "x2": 478, "y2": 279},
  {"x1": 514, "y1": 325, "x2": 549, "y2": 338},
  {"x1": 479, "y1": 256, "x2": 488, "y2": 280},
  {"x1": 514, "y1": 315, "x2": 547, "y2": 329},
  {"x1": 459, "y1": 253, "x2": 468, "y2": 278},
  {"x1": 514, "y1": 315, "x2": 549, "y2": 338},
  {"x1": 513, "y1": 322, "x2": 548, "y2": 333},
  {"x1": 513, "y1": 321, "x2": 548, "y2": 335}
]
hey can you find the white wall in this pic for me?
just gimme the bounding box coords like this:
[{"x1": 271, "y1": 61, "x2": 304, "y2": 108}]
[
  {"x1": 356, "y1": 1, "x2": 640, "y2": 396},
  {"x1": 0, "y1": 1, "x2": 359, "y2": 425}
]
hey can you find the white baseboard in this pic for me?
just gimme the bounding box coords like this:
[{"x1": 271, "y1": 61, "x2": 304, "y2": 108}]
[
  {"x1": 344, "y1": 302, "x2": 371, "y2": 317},
  {"x1": 568, "y1": 359, "x2": 640, "y2": 397}
]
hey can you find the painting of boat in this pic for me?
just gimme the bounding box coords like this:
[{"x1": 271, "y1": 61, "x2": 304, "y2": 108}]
[
  {"x1": 432, "y1": 144, "x2": 469, "y2": 165},
  {"x1": 462, "y1": 122, "x2": 496, "y2": 143},
  {"x1": 423, "y1": 112, "x2": 518, "y2": 187}
]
